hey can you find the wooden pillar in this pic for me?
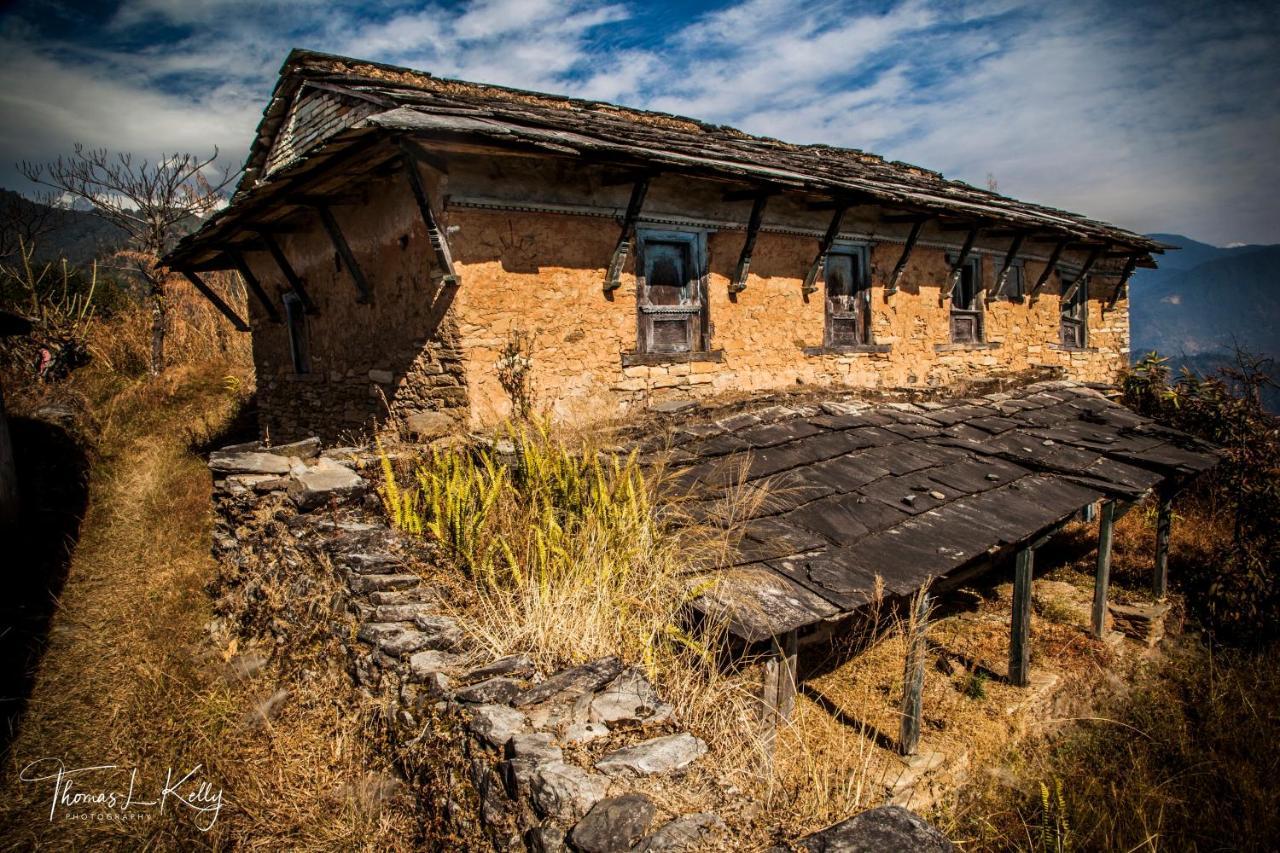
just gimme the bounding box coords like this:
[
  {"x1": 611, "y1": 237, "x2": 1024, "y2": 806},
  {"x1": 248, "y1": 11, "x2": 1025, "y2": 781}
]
[
  {"x1": 1082, "y1": 502, "x2": 1096, "y2": 523},
  {"x1": 760, "y1": 629, "x2": 799, "y2": 736},
  {"x1": 1091, "y1": 500, "x2": 1117, "y2": 639},
  {"x1": 1009, "y1": 547, "x2": 1034, "y2": 687},
  {"x1": 899, "y1": 591, "x2": 929, "y2": 755},
  {"x1": 1154, "y1": 492, "x2": 1172, "y2": 599}
]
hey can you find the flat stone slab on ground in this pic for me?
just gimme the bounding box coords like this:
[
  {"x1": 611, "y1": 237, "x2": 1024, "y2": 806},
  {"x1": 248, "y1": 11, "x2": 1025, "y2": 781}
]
[
  {"x1": 637, "y1": 813, "x2": 727, "y2": 852},
  {"x1": 528, "y1": 761, "x2": 609, "y2": 822},
  {"x1": 570, "y1": 793, "x2": 656, "y2": 853},
  {"x1": 793, "y1": 805, "x2": 952, "y2": 852},
  {"x1": 595, "y1": 732, "x2": 707, "y2": 777},
  {"x1": 288, "y1": 457, "x2": 367, "y2": 509},
  {"x1": 517, "y1": 656, "x2": 623, "y2": 708},
  {"x1": 209, "y1": 450, "x2": 292, "y2": 475},
  {"x1": 590, "y1": 668, "x2": 673, "y2": 726},
  {"x1": 466, "y1": 704, "x2": 528, "y2": 748}
]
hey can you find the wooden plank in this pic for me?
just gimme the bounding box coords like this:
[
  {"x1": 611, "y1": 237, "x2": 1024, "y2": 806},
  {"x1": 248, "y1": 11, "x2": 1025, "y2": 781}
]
[
  {"x1": 258, "y1": 232, "x2": 316, "y2": 314},
  {"x1": 1091, "y1": 499, "x2": 1116, "y2": 638},
  {"x1": 314, "y1": 204, "x2": 371, "y2": 303},
  {"x1": 181, "y1": 271, "x2": 249, "y2": 332},
  {"x1": 802, "y1": 205, "x2": 848, "y2": 295},
  {"x1": 1031, "y1": 239, "x2": 1066, "y2": 298},
  {"x1": 228, "y1": 249, "x2": 280, "y2": 323},
  {"x1": 1009, "y1": 546, "x2": 1033, "y2": 687},
  {"x1": 731, "y1": 191, "x2": 769, "y2": 293},
  {"x1": 778, "y1": 629, "x2": 798, "y2": 720},
  {"x1": 945, "y1": 226, "x2": 980, "y2": 300},
  {"x1": 993, "y1": 233, "x2": 1025, "y2": 297},
  {"x1": 1105, "y1": 254, "x2": 1139, "y2": 312},
  {"x1": 1154, "y1": 491, "x2": 1172, "y2": 599},
  {"x1": 400, "y1": 145, "x2": 459, "y2": 287},
  {"x1": 886, "y1": 218, "x2": 925, "y2": 294},
  {"x1": 899, "y1": 590, "x2": 929, "y2": 755},
  {"x1": 603, "y1": 175, "x2": 650, "y2": 291}
]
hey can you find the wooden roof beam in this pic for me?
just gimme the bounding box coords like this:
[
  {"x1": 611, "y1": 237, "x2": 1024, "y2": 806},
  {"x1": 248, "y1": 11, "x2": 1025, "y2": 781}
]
[
  {"x1": 1104, "y1": 254, "x2": 1140, "y2": 314},
  {"x1": 400, "y1": 141, "x2": 460, "y2": 287},
  {"x1": 991, "y1": 232, "x2": 1027, "y2": 299},
  {"x1": 886, "y1": 217, "x2": 927, "y2": 295},
  {"x1": 731, "y1": 190, "x2": 770, "y2": 294},
  {"x1": 802, "y1": 204, "x2": 848, "y2": 296},
  {"x1": 182, "y1": 271, "x2": 249, "y2": 332},
  {"x1": 258, "y1": 231, "x2": 317, "y2": 314},
  {"x1": 944, "y1": 226, "x2": 981, "y2": 301},
  {"x1": 1030, "y1": 239, "x2": 1067, "y2": 300},
  {"x1": 228, "y1": 249, "x2": 281, "y2": 323},
  {"x1": 313, "y1": 203, "x2": 372, "y2": 303},
  {"x1": 603, "y1": 173, "x2": 651, "y2": 292}
]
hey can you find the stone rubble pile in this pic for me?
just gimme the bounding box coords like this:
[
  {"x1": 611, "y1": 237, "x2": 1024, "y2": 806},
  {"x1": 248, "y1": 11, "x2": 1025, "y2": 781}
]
[{"x1": 208, "y1": 438, "x2": 724, "y2": 851}]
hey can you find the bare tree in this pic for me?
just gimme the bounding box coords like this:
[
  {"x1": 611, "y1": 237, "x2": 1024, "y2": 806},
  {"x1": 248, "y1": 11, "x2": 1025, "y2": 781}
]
[
  {"x1": 0, "y1": 190, "x2": 61, "y2": 261},
  {"x1": 21, "y1": 146, "x2": 234, "y2": 374}
]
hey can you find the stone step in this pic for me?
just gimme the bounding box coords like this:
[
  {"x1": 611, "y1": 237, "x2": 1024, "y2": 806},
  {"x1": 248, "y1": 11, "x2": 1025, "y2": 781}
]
[{"x1": 349, "y1": 573, "x2": 422, "y2": 595}]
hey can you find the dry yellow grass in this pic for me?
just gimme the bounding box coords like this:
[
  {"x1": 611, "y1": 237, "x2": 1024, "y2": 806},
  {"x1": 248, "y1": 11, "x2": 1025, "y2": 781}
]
[{"x1": 0, "y1": 303, "x2": 419, "y2": 849}]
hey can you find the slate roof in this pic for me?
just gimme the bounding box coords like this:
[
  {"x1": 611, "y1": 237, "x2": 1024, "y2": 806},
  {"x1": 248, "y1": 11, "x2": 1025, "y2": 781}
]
[
  {"x1": 663, "y1": 381, "x2": 1219, "y2": 643},
  {"x1": 166, "y1": 49, "x2": 1163, "y2": 268}
]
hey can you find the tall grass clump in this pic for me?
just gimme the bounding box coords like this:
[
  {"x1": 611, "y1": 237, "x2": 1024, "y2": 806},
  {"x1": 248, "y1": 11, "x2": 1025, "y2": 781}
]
[{"x1": 380, "y1": 420, "x2": 730, "y2": 674}]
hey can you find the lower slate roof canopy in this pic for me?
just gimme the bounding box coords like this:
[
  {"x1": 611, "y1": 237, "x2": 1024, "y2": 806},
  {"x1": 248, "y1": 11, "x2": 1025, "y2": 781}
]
[{"x1": 672, "y1": 381, "x2": 1219, "y2": 643}]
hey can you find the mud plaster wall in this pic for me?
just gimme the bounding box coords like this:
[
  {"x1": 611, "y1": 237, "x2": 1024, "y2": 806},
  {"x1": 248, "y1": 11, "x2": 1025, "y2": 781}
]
[
  {"x1": 244, "y1": 167, "x2": 466, "y2": 443},
  {"x1": 241, "y1": 157, "x2": 1129, "y2": 437},
  {"x1": 447, "y1": 210, "x2": 1130, "y2": 426}
]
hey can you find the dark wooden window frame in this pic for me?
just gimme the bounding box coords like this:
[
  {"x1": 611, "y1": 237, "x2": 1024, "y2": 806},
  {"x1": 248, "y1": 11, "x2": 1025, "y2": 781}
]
[
  {"x1": 282, "y1": 291, "x2": 311, "y2": 374},
  {"x1": 823, "y1": 242, "x2": 874, "y2": 349},
  {"x1": 631, "y1": 228, "x2": 711, "y2": 358},
  {"x1": 947, "y1": 252, "x2": 985, "y2": 344},
  {"x1": 1059, "y1": 267, "x2": 1088, "y2": 350}
]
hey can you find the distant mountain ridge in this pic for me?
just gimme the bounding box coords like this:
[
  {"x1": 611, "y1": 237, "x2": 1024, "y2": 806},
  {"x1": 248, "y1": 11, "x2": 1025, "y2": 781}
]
[
  {"x1": 1129, "y1": 233, "x2": 1279, "y2": 409},
  {"x1": 0, "y1": 188, "x2": 126, "y2": 265}
]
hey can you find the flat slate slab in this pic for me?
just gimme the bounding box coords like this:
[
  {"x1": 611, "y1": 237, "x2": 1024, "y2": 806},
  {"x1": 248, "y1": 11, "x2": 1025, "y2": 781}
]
[{"x1": 667, "y1": 381, "x2": 1219, "y2": 642}]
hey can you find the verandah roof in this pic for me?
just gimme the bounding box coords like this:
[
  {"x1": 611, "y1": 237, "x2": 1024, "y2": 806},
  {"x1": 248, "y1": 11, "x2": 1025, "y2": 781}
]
[{"x1": 664, "y1": 381, "x2": 1218, "y2": 643}]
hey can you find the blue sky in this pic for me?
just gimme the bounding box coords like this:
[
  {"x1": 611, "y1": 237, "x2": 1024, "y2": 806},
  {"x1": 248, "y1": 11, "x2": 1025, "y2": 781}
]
[{"x1": 1, "y1": 0, "x2": 1277, "y2": 245}]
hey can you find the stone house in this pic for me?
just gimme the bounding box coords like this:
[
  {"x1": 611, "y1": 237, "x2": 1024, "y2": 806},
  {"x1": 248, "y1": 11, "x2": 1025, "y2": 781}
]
[{"x1": 166, "y1": 50, "x2": 1162, "y2": 442}]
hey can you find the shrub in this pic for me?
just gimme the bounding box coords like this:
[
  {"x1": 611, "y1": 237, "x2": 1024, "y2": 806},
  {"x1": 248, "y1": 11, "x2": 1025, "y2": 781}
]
[{"x1": 1122, "y1": 351, "x2": 1280, "y2": 642}]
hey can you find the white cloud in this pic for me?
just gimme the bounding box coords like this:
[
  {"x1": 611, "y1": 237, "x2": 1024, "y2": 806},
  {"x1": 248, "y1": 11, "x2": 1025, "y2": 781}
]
[{"x1": 1, "y1": 0, "x2": 1277, "y2": 245}]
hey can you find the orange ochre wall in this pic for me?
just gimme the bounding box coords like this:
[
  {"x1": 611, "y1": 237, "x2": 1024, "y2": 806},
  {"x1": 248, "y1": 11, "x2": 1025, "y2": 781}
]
[
  {"x1": 239, "y1": 166, "x2": 1129, "y2": 439},
  {"x1": 447, "y1": 209, "x2": 1129, "y2": 426}
]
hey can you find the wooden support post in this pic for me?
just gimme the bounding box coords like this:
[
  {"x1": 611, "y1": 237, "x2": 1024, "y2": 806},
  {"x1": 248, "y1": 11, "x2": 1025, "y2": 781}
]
[
  {"x1": 1154, "y1": 491, "x2": 1172, "y2": 599},
  {"x1": 802, "y1": 205, "x2": 848, "y2": 295},
  {"x1": 1061, "y1": 246, "x2": 1102, "y2": 305},
  {"x1": 259, "y1": 232, "x2": 316, "y2": 314},
  {"x1": 1092, "y1": 499, "x2": 1117, "y2": 639},
  {"x1": 181, "y1": 271, "x2": 249, "y2": 332},
  {"x1": 1031, "y1": 239, "x2": 1066, "y2": 298},
  {"x1": 886, "y1": 218, "x2": 924, "y2": 294},
  {"x1": 314, "y1": 204, "x2": 371, "y2": 303},
  {"x1": 944, "y1": 226, "x2": 980, "y2": 300},
  {"x1": 603, "y1": 175, "x2": 650, "y2": 292},
  {"x1": 400, "y1": 145, "x2": 459, "y2": 287},
  {"x1": 899, "y1": 591, "x2": 929, "y2": 755},
  {"x1": 1083, "y1": 501, "x2": 1097, "y2": 523},
  {"x1": 1009, "y1": 547, "x2": 1034, "y2": 687},
  {"x1": 1105, "y1": 254, "x2": 1139, "y2": 313},
  {"x1": 759, "y1": 629, "x2": 799, "y2": 750},
  {"x1": 992, "y1": 233, "x2": 1025, "y2": 298},
  {"x1": 731, "y1": 191, "x2": 769, "y2": 293},
  {"x1": 228, "y1": 249, "x2": 280, "y2": 323}
]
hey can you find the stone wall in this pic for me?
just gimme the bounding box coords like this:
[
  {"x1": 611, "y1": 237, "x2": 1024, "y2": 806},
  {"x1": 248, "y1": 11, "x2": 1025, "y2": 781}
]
[
  {"x1": 241, "y1": 152, "x2": 1131, "y2": 439},
  {"x1": 244, "y1": 167, "x2": 468, "y2": 443}
]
